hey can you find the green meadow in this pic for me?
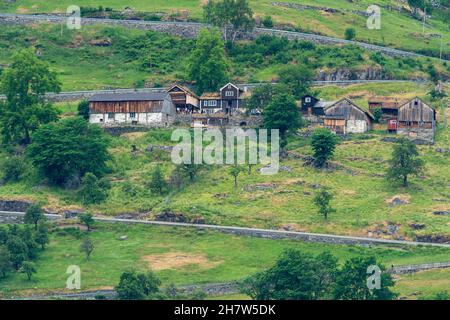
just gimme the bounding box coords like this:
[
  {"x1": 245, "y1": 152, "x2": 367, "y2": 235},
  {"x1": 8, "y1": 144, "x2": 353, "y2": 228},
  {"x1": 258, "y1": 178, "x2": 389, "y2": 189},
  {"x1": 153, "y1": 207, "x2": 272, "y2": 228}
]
[{"x1": 1, "y1": 222, "x2": 450, "y2": 299}]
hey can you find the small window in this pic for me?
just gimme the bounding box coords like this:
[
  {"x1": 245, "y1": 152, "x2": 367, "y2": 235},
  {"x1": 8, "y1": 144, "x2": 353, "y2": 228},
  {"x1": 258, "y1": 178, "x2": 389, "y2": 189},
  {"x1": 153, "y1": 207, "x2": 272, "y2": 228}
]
[
  {"x1": 225, "y1": 91, "x2": 234, "y2": 97},
  {"x1": 108, "y1": 113, "x2": 114, "y2": 119},
  {"x1": 414, "y1": 100, "x2": 419, "y2": 107},
  {"x1": 305, "y1": 97, "x2": 311, "y2": 103},
  {"x1": 130, "y1": 112, "x2": 136, "y2": 118}
]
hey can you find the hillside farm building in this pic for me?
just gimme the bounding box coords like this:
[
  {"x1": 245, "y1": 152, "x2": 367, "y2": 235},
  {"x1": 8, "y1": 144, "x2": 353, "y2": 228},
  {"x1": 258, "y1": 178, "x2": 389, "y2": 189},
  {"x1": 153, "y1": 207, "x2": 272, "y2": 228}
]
[
  {"x1": 368, "y1": 97, "x2": 404, "y2": 121},
  {"x1": 89, "y1": 92, "x2": 175, "y2": 126},
  {"x1": 199, "y1": 83, "x2": 248, "y2": 114},
  {"x1": 300, "y1": 95, "x2": 320, "y2": 115},
  {"x1": 396, "y1": 97, "x2": 436, "y2": 143},
  {"x1": 323, "y1": 98, "x2": 374, "y2": 134},
  {"x1": 167, "y1": 84, "x2": 199, "y2": 114}
]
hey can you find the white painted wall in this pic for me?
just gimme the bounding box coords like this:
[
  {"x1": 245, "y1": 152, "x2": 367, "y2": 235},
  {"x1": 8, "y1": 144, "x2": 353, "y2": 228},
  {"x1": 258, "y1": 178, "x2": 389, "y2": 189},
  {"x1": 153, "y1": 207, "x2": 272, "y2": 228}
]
[
  {"x1": 346, "y1": 120, "x2": 367, "y2": 133},
  {"x1": 90, "y1": 112, "x2": 169, "y2": 126},
  {"x1": 89, "y1": 113, "x2": 104, "y2": 124}
]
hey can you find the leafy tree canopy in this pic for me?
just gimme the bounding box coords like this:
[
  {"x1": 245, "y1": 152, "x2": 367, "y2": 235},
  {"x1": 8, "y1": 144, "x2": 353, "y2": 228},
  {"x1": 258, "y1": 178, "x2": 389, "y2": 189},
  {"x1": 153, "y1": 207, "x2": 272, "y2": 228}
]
[
  {"x1": 187, "y1": 28, "x2": 229, "y2": 94},
  {"x1": 27, "y1": 117, "x2": 110, "y2": 186},
  {"x1": 0, "y1": 49, "x2": 61, "y2": 144},
  {"x1": 204, "y1": 0, "x2": 255, "y2": 42},
  {"x1": 386, "y1": 138, "x2": 424, "y2": 187}
]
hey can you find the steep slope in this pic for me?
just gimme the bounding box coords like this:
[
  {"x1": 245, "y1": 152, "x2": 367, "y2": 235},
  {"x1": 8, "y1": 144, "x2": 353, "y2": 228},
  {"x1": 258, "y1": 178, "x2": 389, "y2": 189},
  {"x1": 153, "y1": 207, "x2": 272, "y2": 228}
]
[{"x1": 0, "y1": 0, "x2": 448, "y2": 57}]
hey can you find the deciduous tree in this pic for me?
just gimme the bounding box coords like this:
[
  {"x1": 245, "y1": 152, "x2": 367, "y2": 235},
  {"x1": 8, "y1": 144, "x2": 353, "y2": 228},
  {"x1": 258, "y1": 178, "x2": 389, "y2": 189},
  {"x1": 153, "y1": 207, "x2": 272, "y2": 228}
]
[
  {"x1": 149, "y1": 167, "x2": 168, "y2": 195},
  {"x1": 229, "y1": 164, "x2": 244, "y2": 188},
  {"x1": 27, "y1": 117, "x2": 110, "y2": 186},
  {"x1": 78, "y1": 213, "x2": 95, "y2": 232},
  {"x1": 313, "y1": 188, "x2": 336, "y2": 220},
  {"x1": 35, "y1": 221, "x2": 50, "y2": 250},
  {"x1": 386, "y1": 138, "x2": 424, "y2": 187},
  {"x1": 0, "y1": 245, "x2": 12, "y2": 279},
  {"x1": 204, "y1": 0, "x2": 255, "y2": 42},
  {"x1": 241, "y1": 249, "x2": 338, "y2": 300},
  {"x1": 0, "y1": 49, "x2": 61, "y2": 144},
  {"x1": 24, "y1": 204, "x2": 45, "y2": 230},
  {"x1": 311, "y1": 128, "x2": 338, "y2": 168},
  {"x1": 263, "y1": 93, "x2": 301, "y2": 153},
  {"x1": 278, "y1": 65, "x2": 314, "y2": 99},
  {"x1": 187, "y1": 28, "x2": 229, "y2": 94},
  {"x1": 334, "y1": 256, "x2": 396, "y2": 300},
  {"x1": 115, "y1": 270, "x2": 161, "y2": 300},
  {"x1": 77, "y1": 100, "x2": 90, "y2": 120},
  {"x1": 78, "y1": 173, "x2": 109, "y2": 205},
  {"x1": 80, "y1": 237, "x2": 94, "y2": 261},
  {"x1": 20, "y1": 261, "x2": 37, "y2": 281}
]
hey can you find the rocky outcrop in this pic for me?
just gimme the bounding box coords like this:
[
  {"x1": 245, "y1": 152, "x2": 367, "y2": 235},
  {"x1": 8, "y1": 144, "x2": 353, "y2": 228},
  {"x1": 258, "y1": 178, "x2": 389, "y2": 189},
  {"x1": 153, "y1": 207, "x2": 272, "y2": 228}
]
[
  {"x1": 0, "y1": 199, "x2": 33, "y2": 212},
  {"x1": 316, "y1": 67, "x2": 387, "y2": 81},
  {"x1": 415, "y1": 234, "x2": 450, "y2": 244}
]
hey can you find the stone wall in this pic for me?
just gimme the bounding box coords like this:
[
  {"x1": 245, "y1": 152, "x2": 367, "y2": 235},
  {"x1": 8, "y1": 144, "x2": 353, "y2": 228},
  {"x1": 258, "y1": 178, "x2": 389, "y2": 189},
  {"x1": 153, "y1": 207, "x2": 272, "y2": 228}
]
[
  {"x1": 389, "y1": 261, "x2": 450, "y2": 274},
  {"x1": 0, "y1": 211, "x2": 61, "y2": 224},
  {"x1": 397, "y1": 127, "x2": 436, "y2": 145},
  {"x1": 0, "y1": 199, "x2": 33, "y2": 212}
]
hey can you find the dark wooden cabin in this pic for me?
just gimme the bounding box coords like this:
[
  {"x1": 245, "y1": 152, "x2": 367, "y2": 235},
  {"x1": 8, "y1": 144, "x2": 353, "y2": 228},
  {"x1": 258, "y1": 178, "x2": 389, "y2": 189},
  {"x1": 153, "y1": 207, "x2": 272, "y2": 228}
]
[
  {"x1": 199, "y1": 83, "x2": 248, "y2": 115},
  {"x1": 300, "y1": 95, "x2": 320, "y2": 115}
]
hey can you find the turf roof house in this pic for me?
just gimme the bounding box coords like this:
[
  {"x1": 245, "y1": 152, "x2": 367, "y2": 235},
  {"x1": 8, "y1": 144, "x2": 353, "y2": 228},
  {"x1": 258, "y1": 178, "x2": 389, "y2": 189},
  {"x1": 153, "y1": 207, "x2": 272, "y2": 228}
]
[
  {"x1": 88, "y1": 92, "x2": 175, "y2": 126},
  {"x1": 199, "y1": 83, "x2": 248, "y2": 114},
  {"x1": 323, "y1": 98, "x2": 374, "y2": 134}
]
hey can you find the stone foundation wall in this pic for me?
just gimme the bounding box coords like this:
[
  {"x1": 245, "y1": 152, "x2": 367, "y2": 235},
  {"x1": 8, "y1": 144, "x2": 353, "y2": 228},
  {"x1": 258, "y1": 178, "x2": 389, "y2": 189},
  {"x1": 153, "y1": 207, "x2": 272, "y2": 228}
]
[{"x1": 397, "y1": 127, "x2": 435, "y2": 144}]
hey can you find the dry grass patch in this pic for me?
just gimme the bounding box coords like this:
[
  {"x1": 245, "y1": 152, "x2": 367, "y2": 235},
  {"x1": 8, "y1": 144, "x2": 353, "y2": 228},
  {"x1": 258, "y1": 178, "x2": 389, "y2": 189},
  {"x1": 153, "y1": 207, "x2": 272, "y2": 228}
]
[
  {"x1": 122, "y1": 132, "x2": 147, "y2": 140},
  {"x1": 141, "y1": 252, "x2": 222, "y2": 271}
]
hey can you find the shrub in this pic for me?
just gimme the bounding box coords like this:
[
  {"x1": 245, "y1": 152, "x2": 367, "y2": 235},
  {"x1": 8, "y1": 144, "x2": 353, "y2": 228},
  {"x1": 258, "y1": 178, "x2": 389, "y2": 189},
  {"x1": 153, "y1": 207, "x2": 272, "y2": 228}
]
[
  {"x1": 77, "y1": 100, "x2": 90, "y2": 120},
  {"x1": 344, "y1": 28, "x2": 356, "y2": 40},
  {"x1": 262, "y1": 16, "x2": 274, "y2": 28},
  {"x1": 78, "y1": 173, "x2": 109, "y2": 205},
  {"x1": 1, "y1": 156, "x2": 27, "y2": 182}
]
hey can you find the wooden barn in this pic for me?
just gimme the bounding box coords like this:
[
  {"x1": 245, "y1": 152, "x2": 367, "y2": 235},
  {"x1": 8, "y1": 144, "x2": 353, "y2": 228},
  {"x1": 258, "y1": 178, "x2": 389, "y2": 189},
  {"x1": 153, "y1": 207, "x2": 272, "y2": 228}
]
[
  {"x1": 89, "y1": 92, "x2": 175, "y2": 127},
  {"x1": 368, "y1": 97, "x2": 405, "y2": 121},
  {"x1": 167, "y1": 84, "x2": 199, "y2": 114},
  {"x1": 323, "y1": 98, "x2": 374, "y2": 134},
  {"x1": 396, "y1": 97, "x2": 436, "y2": 143}
]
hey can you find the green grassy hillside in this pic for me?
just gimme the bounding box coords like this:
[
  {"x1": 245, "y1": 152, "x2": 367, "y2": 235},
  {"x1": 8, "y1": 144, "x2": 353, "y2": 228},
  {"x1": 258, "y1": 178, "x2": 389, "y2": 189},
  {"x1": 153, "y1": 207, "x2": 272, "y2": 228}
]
[
  {"x1": 0, "y1": 0, "x2": 448, "y2": 57},
  {"x1": 0, "y1": 24, "x2": 448, "y2": 91},
  {"x1": 1, "y1": 222, "x2": 449, "y2": 298},
  {"x1": 0, "y1": 83, "x2": 448, "y2": 242}
]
